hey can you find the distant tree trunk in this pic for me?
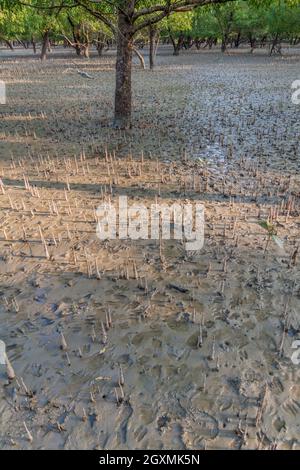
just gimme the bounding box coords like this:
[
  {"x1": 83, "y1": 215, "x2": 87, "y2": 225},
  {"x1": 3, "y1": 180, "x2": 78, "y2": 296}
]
[
  {"x1": 31, "y1": 36, "x2": 36, "y2": 54},
  {"x1": 221, "y1": 38, "x2": 227, "y2": 53},
  {"x1": 41, "y1": 30, "x2": 50, "y2": 61},
  {"x1": 16, "y1": 38, "x2": 28, "y2": 49},
  {"x1": 234, "y1": 30, "x2": 241, "y2": 48},
  {"x1": 185, "y1": 36, "x2": 194, "y2": 49},
  {"x1": 82, "y1": 29, "x2": 90, "y2": 58},
  {"x1": 269, "y1": 34, "x2": 282, "y2": 56},
  {"x1": 96, "y1": 32, "x2": 106, "y2": 56},
  {"x1": 207, "y1": 37, "x2": 215, "y2": 49},
  {"x1": 133, "y1": 46, "x2": 145, "y2": 69},
  {"x1": 67, "y1": 16, "x2": 81, "y2": 56},
  {"x1": 170, "y1": 32, "x2": 184, "y2": 56},
  {"x1": 83, "y1": 44, "x2": 90, "y2": 58},
  {"x1": 4, "y1": 40, "x2": 14, "y2": 50},
  {"x1": 249, "y1": 33, "x2": 256, "y2": 53},
  {"x1": 220, "y1": 11, "x2": 234, "y2": 53},
  {"x1": 221, "y1": 32, "x2": 230, "y2": 52},
  {"x1": 97, "y1": 43, "x2": 104, "y2": 56},
  {"x1": 260, "y1": 36, "x2": 267, "y2": 48},
  {"x1": 194, "y1": 38, "x2": 202, "y2": 50},
  {"x1": 114, "y1": 10, "x2": 134, "y2": 129},
  {"x1": 154, "y1": 33, "x2": 159, "y2": 62},
  {"x1": 149, "y1": 25, "x2": 159, "y2": 69}
]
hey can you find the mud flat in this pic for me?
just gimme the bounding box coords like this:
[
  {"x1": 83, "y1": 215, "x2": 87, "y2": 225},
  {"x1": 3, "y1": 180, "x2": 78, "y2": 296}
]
[{"x1": 0, "y1": 47, "x2": 299, "y2": 449}]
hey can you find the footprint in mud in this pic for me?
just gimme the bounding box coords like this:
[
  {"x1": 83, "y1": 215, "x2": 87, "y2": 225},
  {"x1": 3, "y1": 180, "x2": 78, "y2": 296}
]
[
  {"x1": 273, "y1": 417, "x2": 286, "y2": 433},
  {"x1": 239, "y1": 369, "x2": 265, "y2": 398},
  {"x1": 131, "y1": 330, "x2": 162, "y2": 346},
  {"x1": 133, "y1": 425, "x2": 148, "y2": 442},
  {"x1": 282, "y1": 398, "x2": 300, "y2": 417},
  {"x1": 115, "y1": 403, "x2": 133, "y2": 446},
  {"x1": 239, "y1": 349, "x2": 248, "y2": 360},
  {"x1": 182, "y1": 408, "x2": 219, "y2": 449},
  {"x1": 269, "y1": 376, "x2": 284, "y2": 394},
  {"x1": 218, "y1": 396, "x2": 233, "y2": 412}
]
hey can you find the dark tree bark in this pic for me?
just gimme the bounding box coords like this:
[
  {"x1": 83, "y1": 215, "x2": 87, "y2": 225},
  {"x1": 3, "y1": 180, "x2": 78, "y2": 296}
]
[
  {"x1": 16, "y1": 38, "x2": 28, "y2": 49},
  {"x1": 41, "y1": 30, "x2": 50, "y2": 61},
  {"x1": 96, "y1": 32, "x2": 106, "y2": 56},
  {"x1": 219, "y1": 11, "x2": 234, "y2": 53},
  {"x1": 97, "y1": 43, "x2": 104, "y2": 56},
  {"x1": 269, "y1": 34, "x2": 282, "y2": 56},
  {"x1": 260, "y1": 36, "x2": 267, "y2": 48},
  {"x1": 234, "y1": 30, "x2": 241, "y2": 48},
  {"x1": 114, "y1": 10, "x2": 134, "y2": 129},
  {"x1": 221, "y1": 38, "x2": 227, "y2": 52},
  {"x1": 67, "y1": 16, "x2": 82, "y2": 56},
  {"x1": 207, "y1": 37, "x2": 215, "y2": 49},
  {"x1": 31, "y1": 36, "x2": 36, "y2": 54},
  {"x1": 248, "y1": 33, "x2": 256, "y2": 53},
  {"x1": 194, "y1": 38, "x2": 203, "y2": 50},
  {"x1": 185, "y1": 36, "x2": 194, "y2": 49},
  {"x1": 3, "y1": 40, "x2": 14, "y2": 50},
  {"x1": 149, "y1": 25, "x2": 158, "y2": 69},
  {"x1": 170, "y1": 32, "x2": 184, "y2": 56},
  {"x1": 176, "y1": 34, "x2": 184, "y2": 55}
]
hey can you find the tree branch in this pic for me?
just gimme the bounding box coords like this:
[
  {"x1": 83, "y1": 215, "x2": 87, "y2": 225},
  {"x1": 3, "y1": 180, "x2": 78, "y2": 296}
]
[
  {"x1": 133, "y1": 0, "x2": 237, "y2": 21},
  {"x1": 18, "y1": 1, "x2": 78, "y2": 10},
  {"x1": 75, "y1": 0, "x2": 116, "y2": 33},
  {"x1": 134, "y1": 11, "x2": 169, "y2": 33}
]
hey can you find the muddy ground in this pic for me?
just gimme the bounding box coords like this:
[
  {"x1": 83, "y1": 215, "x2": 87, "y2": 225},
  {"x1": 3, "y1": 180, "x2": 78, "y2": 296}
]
[{"x1": 0, "y1": 46, "x2": 299, "y2": 450}]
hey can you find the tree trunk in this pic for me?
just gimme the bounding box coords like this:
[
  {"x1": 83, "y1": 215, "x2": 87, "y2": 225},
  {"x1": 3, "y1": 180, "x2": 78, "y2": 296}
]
[
  {"x1": 31, "y1": 36, "x2": 36, "y2": 54},
  {"x1": 16, "y1": 38, "x2": 27, "y2": 49},
  {"x1": 170, "y1": 33, "x2": 184, "y2": 56},
  {"x1": 97, "y1": 44, "x2": 104, "y2": 56},
  {"x1": 234, "y1": 31, "x2": 241, "y2": 48},
  {"x1": 249, "y1": 34, "x2": 256, "y2": 53},
  {"x1": 133, "y1": 47, "x2": 145, "y2": 69},
  {"x1": 221, "y1": 35, "x2": 227, "y2": 53},
  {"x1": 96, "y1": 32, "x2": 105, "y2": 56},
  {"x1": 41, "y1": 30, "x2": 50, "y2": 61},
  {"x1": 114, "y1": 11, "x2": 134, "y2": 129},
  {"x1": 4, "y1": 40, "x2": 14, "y2": 50},
  {"x1": 207, "y1": 38, "x2": 214, "y2": 49},
  {"x1": 269, "y1": 35, "x2": 282, "y2": 56},
  {"x1": 68, "y1": 17, "x2": 81, "y2": 56},
  {"x1": 149, "y1": 26, "x2": 157, "y2": 70},
  {"x1": 83, "y1": 45, "x2": 90, "y2": 58}
]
